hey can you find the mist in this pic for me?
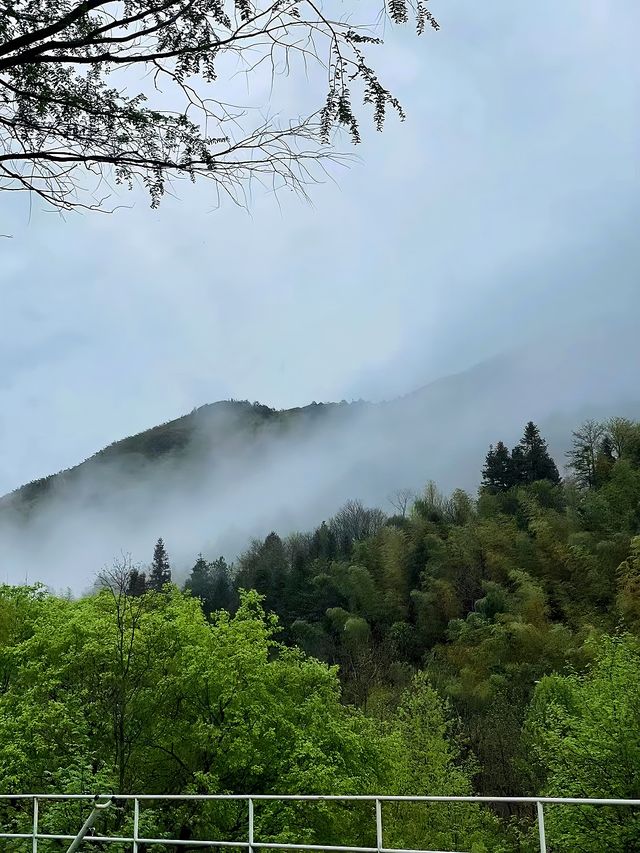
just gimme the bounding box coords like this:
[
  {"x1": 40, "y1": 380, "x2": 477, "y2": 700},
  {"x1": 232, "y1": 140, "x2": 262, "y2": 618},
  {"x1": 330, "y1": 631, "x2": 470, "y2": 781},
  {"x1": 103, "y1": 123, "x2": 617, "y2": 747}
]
[
  {"x1": 3, "y1": 0, "x2": 640, "y2": 493},
  {"x1": 2, "y1": 0, "x2": 639, "y2": 591},
  {"x1": 2, "y1": 325, "x2": 639, "y2": 592}
]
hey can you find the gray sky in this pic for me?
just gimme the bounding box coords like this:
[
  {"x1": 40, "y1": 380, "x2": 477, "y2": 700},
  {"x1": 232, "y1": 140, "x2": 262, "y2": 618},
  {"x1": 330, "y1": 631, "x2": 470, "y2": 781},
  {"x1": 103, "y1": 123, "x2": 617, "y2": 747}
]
[{"x1": 1, "y1": 0, "x2": 639, "y2": 495}]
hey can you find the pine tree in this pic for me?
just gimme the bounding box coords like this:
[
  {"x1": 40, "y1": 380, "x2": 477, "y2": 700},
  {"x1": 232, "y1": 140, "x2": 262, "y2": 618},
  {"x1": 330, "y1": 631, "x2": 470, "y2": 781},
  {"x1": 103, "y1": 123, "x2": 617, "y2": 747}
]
[
  {"x1": 184, "y1": 554, "x2": 211, "y2": 601},
  {"x1": 481, "y1": 441, "x2": 513, "y2": 493},
  {"x1": 126, "y1": 569, "x2": 147, "y2": 597},
  {"x1": 210, "y1": 557, "x2": 234, "y2": 612},
  {"x1": 184, "y1": 553, "x2": 234, "y2": 615},
  {"x1": 517, "y1": 422, "x2": 561, "y2": 485},
  {"x1": 148, "y1": 538, "x2": 172, "y2": 591},
  {"x1": 310, "y1": 521, "x2": 337, "y2": 562},
  {"x1": 509, "y1": 445, "x2": 526, "y2": 486},
  {"x1": 236, "y1": 533, "x2": 287, "y2": 618}
]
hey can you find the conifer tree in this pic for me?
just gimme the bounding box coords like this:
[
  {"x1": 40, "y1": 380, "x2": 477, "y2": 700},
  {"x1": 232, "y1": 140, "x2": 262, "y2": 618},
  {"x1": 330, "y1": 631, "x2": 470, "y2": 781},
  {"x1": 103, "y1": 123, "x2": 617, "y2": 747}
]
[
  {"x1": 126, "y1": 569, "x2": 147, "y2": 597},
  {"x1": 481, "y1": 441, "x2": 513, "y2": 493},
  {"x1": 210, "y1": 557, "x2": 234, "y2": 613},
  {"x1": 509, "y1": 445, "x2": 526, "y2": 486},
  {"x1": 310, "y1": 521, "x2": 337, "y2": 562},
  {"x1": 517, "y1": 421, "x2": 561, "y2": 485},
  {"x1": 184, "y1": 554, "x2": 211, "y2": 603},
  {"x1": 148, "y1": 538, "x2": 172, "y2": 591}
]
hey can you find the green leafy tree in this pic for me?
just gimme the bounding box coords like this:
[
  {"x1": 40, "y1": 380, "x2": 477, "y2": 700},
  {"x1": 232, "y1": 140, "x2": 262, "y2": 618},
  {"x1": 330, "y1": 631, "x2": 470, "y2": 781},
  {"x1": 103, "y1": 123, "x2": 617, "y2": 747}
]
[
  {"x1": 606, "y1": 417, "x2": 637, "y2": 460},
  {"x1": 616, "y1": 537, "x2": 640, "y2": 632},
  {"x1": 384, "y1": 672, "x2": 508, "y2": 853},
  {"x1": 524, "y1": 635, "x2": 640, "y2": 851},
  {"x1": 428, "y1": 570, "x2": 579, "y2": 796},
  {"x1": 594, "y1": 434, "x2": 616, "y2": 486},
  {"x1": 0, "y1": 586, "x2": 401, "y2": 846},
  {"x1": 566, "y1": 420, "x2": 605, "y2": 489}
]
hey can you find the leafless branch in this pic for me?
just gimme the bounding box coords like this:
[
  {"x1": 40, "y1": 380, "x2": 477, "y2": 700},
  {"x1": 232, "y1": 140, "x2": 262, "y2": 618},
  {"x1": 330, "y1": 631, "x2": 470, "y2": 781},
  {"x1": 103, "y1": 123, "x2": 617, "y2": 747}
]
[{"x1": 0, "y1": 0, "x2": 438, "y2": 212}]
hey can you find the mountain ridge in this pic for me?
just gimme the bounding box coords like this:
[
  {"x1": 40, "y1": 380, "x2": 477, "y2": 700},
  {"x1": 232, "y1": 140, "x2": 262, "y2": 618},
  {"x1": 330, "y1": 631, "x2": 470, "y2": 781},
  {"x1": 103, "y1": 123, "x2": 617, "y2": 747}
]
[{"x1": 2, "y1": 337, "x2": 640, "y2": 589}]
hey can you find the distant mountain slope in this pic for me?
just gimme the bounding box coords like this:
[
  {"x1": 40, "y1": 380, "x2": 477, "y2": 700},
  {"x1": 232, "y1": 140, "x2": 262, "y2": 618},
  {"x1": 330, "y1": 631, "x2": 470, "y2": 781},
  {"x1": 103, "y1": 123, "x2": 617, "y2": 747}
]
[
  {"x1": 0, "y1": 399, "x2": 365, "y2": 516},
  {"x1": 2, "y1": 334, "x2": 639, "y2": 590}
]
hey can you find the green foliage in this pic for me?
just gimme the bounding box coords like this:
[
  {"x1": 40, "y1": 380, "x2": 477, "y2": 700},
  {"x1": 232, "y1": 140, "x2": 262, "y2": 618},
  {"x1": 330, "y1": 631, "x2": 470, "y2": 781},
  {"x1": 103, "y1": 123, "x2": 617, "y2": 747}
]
[
  {"x1": 0, "y1": 586, "x2": 401, "y2": 847},
  {"x1": 483, "y1": 441, "x2": 515, "y2": 493},
  {"x1": 382, "y1": 672, "x2": 508, "y2": 853},
  {"x1": 617, "y1": 536, "x2": 640, "y2": 631},
  {"x1": 3, "y1": 414, "x2": 640, "y2": 850},
  {"x1": 524, "y1": 635, "x2": 640, "y2": 850}
]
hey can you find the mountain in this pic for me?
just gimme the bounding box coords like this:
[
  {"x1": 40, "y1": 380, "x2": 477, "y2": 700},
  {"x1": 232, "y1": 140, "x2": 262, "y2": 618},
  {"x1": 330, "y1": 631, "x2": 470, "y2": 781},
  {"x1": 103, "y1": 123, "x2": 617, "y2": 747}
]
[
  {"x1": 0, "y1": 399, "x2": 363, "y2": 517},
  {"x1": 2, "y1": 332, "x2": 640, "y2": 590}
]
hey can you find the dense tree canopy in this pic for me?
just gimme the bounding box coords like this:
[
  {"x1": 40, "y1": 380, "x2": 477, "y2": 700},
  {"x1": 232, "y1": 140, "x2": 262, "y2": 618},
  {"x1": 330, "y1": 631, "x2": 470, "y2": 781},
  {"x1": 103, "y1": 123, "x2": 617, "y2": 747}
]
[
  {"x1": 0, "y1": 585, "x2": 501, "y2": 850},
  {"x1": 525, "y1": 634, "x2": 640, "y2": 851},
  {"x1": 0, "y1": 0, "x2": 439, "y2": 211},
  {"x1": 2, "y1": 416, "x2": 640, "y2": 850}
]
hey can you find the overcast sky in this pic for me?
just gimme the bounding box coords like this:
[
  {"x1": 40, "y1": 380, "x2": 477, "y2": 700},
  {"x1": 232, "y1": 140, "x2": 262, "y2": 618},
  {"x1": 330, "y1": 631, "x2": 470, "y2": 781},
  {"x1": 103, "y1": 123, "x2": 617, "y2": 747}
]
[{"x1": 1, "y1": 0, "x2": 639, "y2": 494}]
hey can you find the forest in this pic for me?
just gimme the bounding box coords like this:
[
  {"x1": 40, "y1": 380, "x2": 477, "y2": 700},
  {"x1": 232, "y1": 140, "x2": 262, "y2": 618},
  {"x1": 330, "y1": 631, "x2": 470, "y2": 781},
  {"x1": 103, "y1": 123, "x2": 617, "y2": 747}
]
[{"x1": 1, "y1": 416, "x2": 640, "y2": 852}]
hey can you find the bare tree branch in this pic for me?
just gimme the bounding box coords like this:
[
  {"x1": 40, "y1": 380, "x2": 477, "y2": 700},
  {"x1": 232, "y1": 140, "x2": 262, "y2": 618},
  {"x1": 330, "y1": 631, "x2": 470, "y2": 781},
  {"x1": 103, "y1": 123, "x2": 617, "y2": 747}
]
[{"x1": 0, "y1": 0, "x2": 439, "y2": 212}]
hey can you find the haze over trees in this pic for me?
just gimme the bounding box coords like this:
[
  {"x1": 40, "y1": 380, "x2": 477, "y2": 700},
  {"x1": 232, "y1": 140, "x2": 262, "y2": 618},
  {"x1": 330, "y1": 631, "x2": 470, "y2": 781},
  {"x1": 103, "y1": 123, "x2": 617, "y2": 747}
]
[
  {"x1": 1, "y1": 416, "x2": 640, "y2": 850},
  {"x1": 0, "y1": 0, "x2": 439, "y2": 212}
]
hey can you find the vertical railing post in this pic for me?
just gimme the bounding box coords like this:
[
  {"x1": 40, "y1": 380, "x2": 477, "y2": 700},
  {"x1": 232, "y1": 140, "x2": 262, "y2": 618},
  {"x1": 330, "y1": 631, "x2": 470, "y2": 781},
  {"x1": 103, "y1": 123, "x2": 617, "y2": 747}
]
[
  {"x1": 249, "y1": 798, "x2": 254, "y2": 853},
  {"x1": 375, "y1": 798, "x2": 383, "y2": 853},
  {"x1": 536, "y1": 801, "x2": 547, "y2": 853},
  {"x1": 133, "y1": 798, "x2": 139, "y2": 853},
  {"x1": 32, "y1": 797, "x2": 38, "y2": 853}
]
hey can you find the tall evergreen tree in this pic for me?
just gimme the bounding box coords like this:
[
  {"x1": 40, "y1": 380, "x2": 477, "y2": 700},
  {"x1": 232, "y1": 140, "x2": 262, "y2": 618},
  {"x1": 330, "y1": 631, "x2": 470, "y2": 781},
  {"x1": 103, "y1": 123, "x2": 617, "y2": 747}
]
[
  {"x1": 210, "y1": 557, "x2": 234, "y2": 613},
  {"x1": 126, "y1": 569, "x2": 147, "y2": 597},
  {"x1": 509, "y1": 445, "x2": 526, "y2": 486},
  {"x1": 309, "y1": 521, "x2": 337, "y2": 562},
  {"x1": 517, "y1": 422, "x2": 561, "y2": 485},
  {"x1": 481, "y1": 441, "x2": 513, "y2": 493},
  {"x1": 148, "y1": 538, "x2": 172, "y2": 591},
  {"x1": 184, "y1": 554, "x2": 211, "y2": 604},
  {"x1": 236, "y1": 533, "x2": 288, "y2": 619}
]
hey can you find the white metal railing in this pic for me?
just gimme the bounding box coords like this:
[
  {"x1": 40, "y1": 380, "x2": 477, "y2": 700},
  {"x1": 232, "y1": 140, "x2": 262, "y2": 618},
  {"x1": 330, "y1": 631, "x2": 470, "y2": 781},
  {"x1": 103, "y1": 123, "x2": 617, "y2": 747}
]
[{"x1": 0, "y1": 793, "x2": 639, "y2": 853}]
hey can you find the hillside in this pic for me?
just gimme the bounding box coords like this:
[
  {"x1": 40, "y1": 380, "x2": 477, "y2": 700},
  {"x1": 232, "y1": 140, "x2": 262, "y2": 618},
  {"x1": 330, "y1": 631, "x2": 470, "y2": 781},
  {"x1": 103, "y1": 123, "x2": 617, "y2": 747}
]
[
  {"x1": 1, "y1": 412, "x2": 640, "y2": 853},
  {"x1": 1, "y1": 333, "x2": 640, "y2": 590},
  {"x1": 0, "y1": 399, "x2": 360, "y2": 515}
]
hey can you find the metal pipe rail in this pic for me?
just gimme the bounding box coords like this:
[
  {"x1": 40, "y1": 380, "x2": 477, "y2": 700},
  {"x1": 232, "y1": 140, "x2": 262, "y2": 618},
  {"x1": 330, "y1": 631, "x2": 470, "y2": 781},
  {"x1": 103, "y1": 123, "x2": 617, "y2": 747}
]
[
  {"x1": 1, "y1": 793, "x2": 639, "y2": 853},
  {"x1": 65, "y1": 797, "x2": 113, "y2": 853}
]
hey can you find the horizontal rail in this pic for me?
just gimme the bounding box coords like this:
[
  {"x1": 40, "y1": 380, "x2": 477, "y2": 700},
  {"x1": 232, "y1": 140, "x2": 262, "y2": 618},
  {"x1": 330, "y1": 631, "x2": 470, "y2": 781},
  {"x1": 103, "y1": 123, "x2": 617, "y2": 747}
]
[
  {"x1": 2, "y1": 792, "x2": 639, "y2": 853},
  {"x1": 1, "y1": 794, "x2": 640, "y2": 805},
  {"x1": 0, "y1": 836, "x2": 464, "y2": 853}
]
